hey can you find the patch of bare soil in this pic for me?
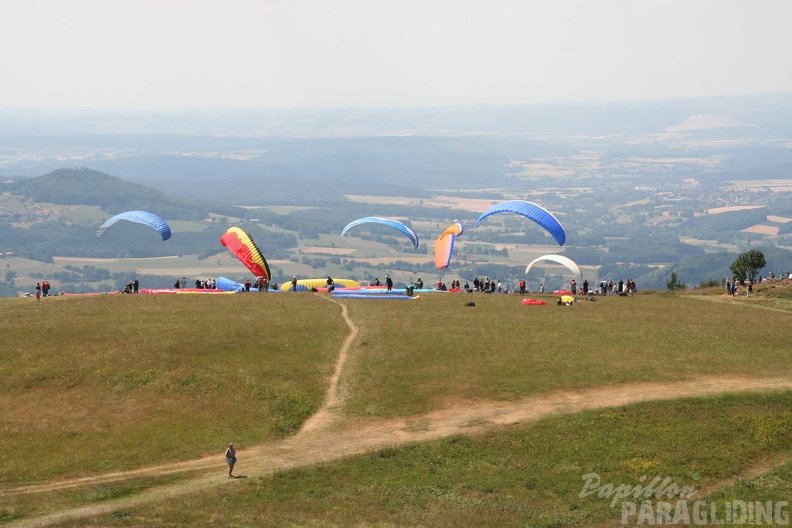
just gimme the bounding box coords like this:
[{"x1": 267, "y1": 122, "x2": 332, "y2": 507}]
[{"x1": 4, "y1": 294, "x2": 792, "y2": 527}]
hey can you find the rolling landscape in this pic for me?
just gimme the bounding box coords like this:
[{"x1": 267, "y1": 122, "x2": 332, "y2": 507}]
[
  {"x1": 4, "y1": 0, "x2": 792, "y2": 525},
  {"x1": 3, "y1": 96, "x2": 792, "y2": 298},
  {"x1": 1, "y1": 95, "x2": 792, "y2": 527}
]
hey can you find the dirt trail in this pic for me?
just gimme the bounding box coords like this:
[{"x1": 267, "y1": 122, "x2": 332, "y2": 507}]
[
  {"x1": 298, "y1": 296, "x2": 357, "y2": 433},
  {"x1": 4, "y1": 295, "x2": 792, "y2": 527}
]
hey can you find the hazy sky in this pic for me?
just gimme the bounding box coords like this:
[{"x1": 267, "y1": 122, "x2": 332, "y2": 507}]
[{"x1": 1, "y1": 0, "x2": 790, "y2": 110}]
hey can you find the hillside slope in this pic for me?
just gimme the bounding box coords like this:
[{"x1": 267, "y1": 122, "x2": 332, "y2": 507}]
[{"x1": 10, "y1": 167, "x2": 208, "y2": 220}]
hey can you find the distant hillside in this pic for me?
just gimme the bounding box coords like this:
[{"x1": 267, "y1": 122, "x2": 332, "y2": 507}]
[
  {"x1": 10, "y1": 167, "x2": 208, "y2": 220},
  {"x1": 82, "y1": 136, "x2": 513, "y2": 202},
  {"x1": 633, "y1": 246, "x2": 792, "y2": 289}
]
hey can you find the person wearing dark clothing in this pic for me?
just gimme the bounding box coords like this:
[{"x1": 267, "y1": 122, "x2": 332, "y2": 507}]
[
  {"x1": 326, "y1": 276, "x2": 335, "y2": 292},
  {"x1": 291, "y1": 276, "x2": 298, "y2": 291},
  {"x1": 244, "y1": 279, "x2": 251, "y2": 292},
  {"x1": 385, "y1": 275, "x2": 393, "y2": 292},
  {"x1": 173, "y1": 280, "x2": 181, "y2": 289},
  {"x1": 133, "y1": 279, "x2": 139, "y2": 293},
  {"x1": 582, "y1": 280, "x2": 589, "y2": 295}
]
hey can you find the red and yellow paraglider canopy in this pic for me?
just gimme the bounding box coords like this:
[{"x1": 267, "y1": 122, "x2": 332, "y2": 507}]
[{"x1": 220, "y1": 227, "x2": 271, "y2": 280}]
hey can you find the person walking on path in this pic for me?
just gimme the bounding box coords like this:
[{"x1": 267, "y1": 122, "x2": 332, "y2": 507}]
[{"x1": 225, "y1": 443, "x2": 236, "y2": 478}]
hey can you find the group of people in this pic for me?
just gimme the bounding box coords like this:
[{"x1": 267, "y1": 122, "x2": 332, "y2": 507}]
[
  {"x1": 122, "y1": 280, "x2": 139, "y2": 294},
  {"x1": 471, "y1": 277, "x2": 503, "y2": 293},
  {"x1": 367, "y1": 275, "x2": 399, "y2": 291},
  {"x1": 590, "y1": 278, "x2": 636, "y2": 296},
  {"x1": 171, "y1": 277, "x2": 218, "y2": 289},
  {"x1": 725, "y1": 278, "x2": 752, "y2": 297},
  {"x1": 162, "y1": 275, "x2": 644, "y2": 296},
  {"x1": 34, "y1": 280, "x2": 53, "y2": 300}
]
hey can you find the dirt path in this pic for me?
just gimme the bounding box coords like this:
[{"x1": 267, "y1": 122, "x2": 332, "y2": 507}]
[
  {"x1": 298, "y1": 296, "x2": 357, "y2": 434},
  {"x1": 4, "y1": 295, "x2": 792, "y2": 527}
]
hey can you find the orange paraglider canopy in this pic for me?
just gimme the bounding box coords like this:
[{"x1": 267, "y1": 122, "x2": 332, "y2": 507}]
[{"x1": 434, "y1": 223, "x2": 464, "y2": 269}]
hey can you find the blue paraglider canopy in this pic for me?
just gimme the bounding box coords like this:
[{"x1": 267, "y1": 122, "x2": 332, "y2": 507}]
[
  {"x1": 96, "y1": 211, "x2": 172, "y2": 241},
  {"x1": 475, "y1": 200, "x2": 565, "y2": 246},
  {"x1": 340, "y1": 216, "x2": 419, "y2": 248}
]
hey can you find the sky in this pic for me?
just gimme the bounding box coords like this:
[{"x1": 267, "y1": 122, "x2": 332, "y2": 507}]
[{"x1": 1, "y1": 0, "x2": 791, "y2": 110}]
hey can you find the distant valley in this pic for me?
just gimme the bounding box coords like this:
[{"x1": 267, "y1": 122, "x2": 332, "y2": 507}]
[{"x1": 2, "y1": 95, "x2": 792, "y2": 296}]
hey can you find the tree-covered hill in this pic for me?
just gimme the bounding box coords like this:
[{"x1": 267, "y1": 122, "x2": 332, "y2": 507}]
[
  {"x1": 9, "y1": 167, "x2": 209, "y2": 220},
  {"x1": 630, "y1": 246, "x2": 792, "y2": 290}
]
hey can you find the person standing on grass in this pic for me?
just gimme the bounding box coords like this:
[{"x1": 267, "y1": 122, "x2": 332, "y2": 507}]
[
  {"x1": 225, "y1": 443, "x2": 236, "y2": 478},
  {"x1": 35, "y1": 282, "x2": 41, "y2": 301},
  {"x1": 291, "y1": 276, "x2": 298, "y2": 291}
]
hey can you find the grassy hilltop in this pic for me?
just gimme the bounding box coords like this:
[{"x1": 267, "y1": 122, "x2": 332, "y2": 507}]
[{"x1": 1, "y1": 285, "x2": 792, "y2": 526}]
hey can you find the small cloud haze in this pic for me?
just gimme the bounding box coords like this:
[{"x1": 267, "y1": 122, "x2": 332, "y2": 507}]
[{"x1": 0, "y1": 0, "x2": 790, "y2": 110}]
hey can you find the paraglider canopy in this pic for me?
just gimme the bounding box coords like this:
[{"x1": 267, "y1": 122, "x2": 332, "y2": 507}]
[
  {"x1": 475, "y1": 200, "x2": 565, "y2": 246},
  {"x1": 96, "y1": 211, "x2": 171, "y2": 241},
  {"x1": 525, "y1": 254, "x2": 582, "y2": 280},
  {"x1": 434, "y1": 222, "x2": 464, "y2": 270},
  {"x1": 341, "y1": 217, "x2": 419, "y2": 249},
  {"x1": 220, "y1": 227, "x2": 271, "y2": 280}
]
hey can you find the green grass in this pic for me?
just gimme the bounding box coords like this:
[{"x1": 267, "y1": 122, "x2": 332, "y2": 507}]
[
  {"x1": 50, "y1": 392, "x2": 792, "y2": 527},
  {"x1": 166, "y1": 219, "x2": 213, "y2": 233},
  {"x1": 0, "y1": 474, "x2": 184, "y2": 523},
  {"x1": 707, "y1": 460, "x2": 792, "y2": 527},
  {"x1": 0, "y1": 294, "x2": 346, "y2": 484},
  {"x1": 338, "y1": 293, "x2": 792, "y2": 418},
  {"x1": 3, "y1": 289, "x2": 792, "y2": 525}
]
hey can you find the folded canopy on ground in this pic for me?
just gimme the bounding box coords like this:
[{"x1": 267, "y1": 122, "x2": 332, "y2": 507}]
[{"x1": 281, "y1": 278, "x2": 361, "y2": 292}]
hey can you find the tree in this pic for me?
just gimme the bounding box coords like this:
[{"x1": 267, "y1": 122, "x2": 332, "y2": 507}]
[
  {"x1": 729, "y1": 249, "x2": 766, "y2": 282},
  {"x1": 666, "y1": 272, "x2": 686, "y2": 291}
]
